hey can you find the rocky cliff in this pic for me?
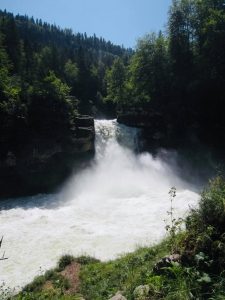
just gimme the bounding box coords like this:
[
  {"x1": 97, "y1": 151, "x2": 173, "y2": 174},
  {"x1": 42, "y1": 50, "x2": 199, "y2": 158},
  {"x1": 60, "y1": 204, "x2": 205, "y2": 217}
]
[{"x1": 0, "y1": 116, "x2": 95, "y2": 198}]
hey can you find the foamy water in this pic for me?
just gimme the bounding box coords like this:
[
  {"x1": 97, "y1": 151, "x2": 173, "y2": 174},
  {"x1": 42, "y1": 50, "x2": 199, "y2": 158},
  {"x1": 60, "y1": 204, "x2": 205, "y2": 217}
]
[{"x1": 0, "y1": 120, "x2": 199, "y2": 290}]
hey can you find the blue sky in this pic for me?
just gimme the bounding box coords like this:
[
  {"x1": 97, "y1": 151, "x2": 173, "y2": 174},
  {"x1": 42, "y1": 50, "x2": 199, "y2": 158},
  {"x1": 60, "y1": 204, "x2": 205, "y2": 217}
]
[{"x1": 0, "y1": 0, "x2": 171, "y2": 48}]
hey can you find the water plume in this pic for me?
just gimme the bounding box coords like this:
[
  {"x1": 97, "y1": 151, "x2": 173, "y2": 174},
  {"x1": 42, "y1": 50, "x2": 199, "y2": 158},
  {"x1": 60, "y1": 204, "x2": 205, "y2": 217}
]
[{"x1": 0, "y1": 120, "x2": 199, "y2": 289}]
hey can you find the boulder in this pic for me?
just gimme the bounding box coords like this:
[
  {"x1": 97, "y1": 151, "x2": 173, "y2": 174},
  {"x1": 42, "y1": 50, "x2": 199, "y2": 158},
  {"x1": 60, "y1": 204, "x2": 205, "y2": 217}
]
[
  {"x1": 109, "y1": 292, "x2": 127, "y2": 300},
  {"x1": 133, "y1": 285, "x2": 150, "y2": 300},
  {"x1": 153, "y1": 254, "x2": 181, "y2": 275}
]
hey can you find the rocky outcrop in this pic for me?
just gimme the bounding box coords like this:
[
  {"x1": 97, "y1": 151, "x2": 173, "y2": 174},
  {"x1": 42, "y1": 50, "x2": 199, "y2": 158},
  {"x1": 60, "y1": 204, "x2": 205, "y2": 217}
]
[
  {"x1": 153, "y1": 254, "x2": 181, "y2": 275},
  {"x1": 109, "y1": 292, "x2": 127, "y2": 300},
  {"x1": 117, "y1": 111, "x2": 154, "y2": 128},
  {"x1": 133, "y1": 285, "x2": 150, "y2": 300},
  {"x1": 0, "y1": 115, "x2": 95, "y2": 198},
  {"x1": 117, "y1": 109, "x2": 170, "y2": 151},
  {"x1": 117, "y1": 107, "x2": 195, "y2": 151},
  {"x1": 75, "y1": 115, "x2": 94, "y2": 128}
]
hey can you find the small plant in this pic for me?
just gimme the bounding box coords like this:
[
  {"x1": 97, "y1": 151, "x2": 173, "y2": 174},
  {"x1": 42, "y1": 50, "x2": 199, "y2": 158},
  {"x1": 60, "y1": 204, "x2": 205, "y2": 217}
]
[
  {"x1": 165, "y1": 187, "x2": 183, "y2": 254},
  {"x1": 57, "y1": 255, "x2": 75, "y2": 271}
]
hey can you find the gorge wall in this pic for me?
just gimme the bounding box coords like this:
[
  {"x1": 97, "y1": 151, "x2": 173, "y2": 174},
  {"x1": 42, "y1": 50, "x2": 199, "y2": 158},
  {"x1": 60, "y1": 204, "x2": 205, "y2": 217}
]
[{"x1": 0, "y1": 116, "x2": 95, "y2": 198}]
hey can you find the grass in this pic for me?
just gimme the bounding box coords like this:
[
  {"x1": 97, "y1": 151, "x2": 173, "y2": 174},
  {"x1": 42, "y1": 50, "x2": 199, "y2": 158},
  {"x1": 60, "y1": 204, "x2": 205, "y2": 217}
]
[
  {"x1": 8, "y1": 240, "x2": 169, "y2": 300},
  {"x1": 79, "y1": 240, "x2": 169, "y2": 300}
]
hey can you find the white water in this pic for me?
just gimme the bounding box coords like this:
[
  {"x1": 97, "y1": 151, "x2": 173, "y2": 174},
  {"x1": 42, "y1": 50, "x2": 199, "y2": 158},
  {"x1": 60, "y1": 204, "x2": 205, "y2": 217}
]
[{"x1": 0, "y1": 120, "x2": 199, "y2": 290}]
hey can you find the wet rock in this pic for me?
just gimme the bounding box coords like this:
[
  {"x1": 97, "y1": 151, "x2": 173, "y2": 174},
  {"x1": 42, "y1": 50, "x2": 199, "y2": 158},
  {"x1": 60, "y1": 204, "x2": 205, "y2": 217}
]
[
  {"x1": 0, "y1": 115, "x2": 95, "y2": 198},
  {"x1": 117, "y1": 112, "x2": 152, "y2": 128},
  {"x1": 76, "y1": 126, "x2": 95, "y2": 139},
  {"x1": 75, "y1": 115, "x2": 94, "y2": 127}
]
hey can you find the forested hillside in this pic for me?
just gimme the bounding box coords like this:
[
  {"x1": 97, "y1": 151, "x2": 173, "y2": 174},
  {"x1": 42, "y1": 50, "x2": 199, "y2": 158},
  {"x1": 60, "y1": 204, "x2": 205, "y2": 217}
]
[
  {"x1": 0, "y1": 9, "x2": 132, "y2": 148},
  {"x1": 0, "y1": 10, "x2": 132, "y2": 196},
  {"x1": 109, "y1": 0, "x2": 225, "y2": 149},
  {"x1": 1, "y1": 0, "x2": 225, "y2": 156}
]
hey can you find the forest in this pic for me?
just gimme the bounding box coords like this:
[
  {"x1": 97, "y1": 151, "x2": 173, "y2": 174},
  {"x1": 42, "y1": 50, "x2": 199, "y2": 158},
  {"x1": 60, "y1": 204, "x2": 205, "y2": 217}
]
[
  {"x1": 0, "y1": 8, "x2": 132, "y2": 163},
  {"x1": 108, "y1": 0, "x2": 225, "y2": 150},
  {"x1": 1, "y1": 0, "x2": 225, "y2": 162}
]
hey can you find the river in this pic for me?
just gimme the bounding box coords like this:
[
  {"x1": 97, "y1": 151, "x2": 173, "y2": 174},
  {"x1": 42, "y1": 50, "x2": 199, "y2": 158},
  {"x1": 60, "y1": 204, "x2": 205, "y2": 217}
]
[{"x1": 0, "y1": 119, "x2": 199, "y2": 290}]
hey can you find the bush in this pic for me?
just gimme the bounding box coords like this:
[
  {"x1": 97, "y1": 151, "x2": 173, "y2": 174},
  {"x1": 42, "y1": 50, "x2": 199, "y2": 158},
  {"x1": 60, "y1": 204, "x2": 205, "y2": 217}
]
[
  {"x1": 199, "y1": 177, "x2": 225, "y2": 230},
  {"x1": 74, "y1": 255, "x2": 100, "y2": 265},
  {"x1": 57, "y1": 255, "x2": 75, "y2": 271},
  {"x1": 182, "y1": 177, "x2": 225, "y2": 278}
]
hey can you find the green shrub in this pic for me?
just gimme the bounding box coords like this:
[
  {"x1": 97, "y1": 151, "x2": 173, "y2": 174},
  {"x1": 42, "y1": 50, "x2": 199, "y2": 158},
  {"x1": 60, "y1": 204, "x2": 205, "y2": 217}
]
[
  {"x1": 183, "y1": 177, "x2": 225, "y2": 274},
  {"x1": 57, "y1": 255, "x2": 75, "y2": 271},
  {"x1": 23, "y1": 275, "x2": 46, "y2": 293},
  {"x1": 199, "y1": 177, "x2": 225, "y2": 230},
  {"x1": 74, "y1": 255, "x2": 100, "y2": 265}
]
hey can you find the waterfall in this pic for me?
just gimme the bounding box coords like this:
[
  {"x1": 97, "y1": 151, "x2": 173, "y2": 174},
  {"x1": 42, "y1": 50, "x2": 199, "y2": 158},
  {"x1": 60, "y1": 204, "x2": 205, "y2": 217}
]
[{"x1": 0, "y1": 120, "x2": 199, "y2": 290}]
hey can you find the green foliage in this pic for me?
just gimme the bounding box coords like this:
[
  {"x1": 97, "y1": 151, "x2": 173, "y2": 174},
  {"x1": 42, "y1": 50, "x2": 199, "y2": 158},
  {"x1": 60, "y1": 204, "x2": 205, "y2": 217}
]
[
  {"x1": 79, "y1": 242, "x2": 169, "y2": 300},
  {"x1": 199, "y1": 177, "x2": 225, "y2": 228},
  {"x1": 42, "y1": 71, "x2": 71, "y2": 100},
  {"x1": 19, "y1": 269, "x2": 71, "y2": 299},
  {"x1": 105, "y1": 58, "x2": 128, "y2": 105},
  {"x1": 128, "y1": 32, "x2": 170, "y2": 106},
  {"x1": 0, "y1": 9, "x2": 132, "y2": 160},
  {"x1": 57, "y1": 254, "x2": 100, "y2": 272},
  {"x1": 73, "y1": 255, "x2": 100, "y2": 265},
  {"x1": 26, "y1": 71, "x2": 76, "y2": 135},
  {"x1": 184, "y1": 177, "x2": 225, "y2": 275},
  {"x1": 144, "y1": 177, "x2": 225, "y2": 299},
  {"x1": 114, "y1": 0, "x2": 225, "y2": 147},
  {"x1": 58, "y1": 255, "x2": 76, "y2": 271},
  {"x1": 64, "y1": 60, "x2": 79, "y2": 86},
  {"x1": 2, "y1": 0, "x2": 225, "y2": 149}
]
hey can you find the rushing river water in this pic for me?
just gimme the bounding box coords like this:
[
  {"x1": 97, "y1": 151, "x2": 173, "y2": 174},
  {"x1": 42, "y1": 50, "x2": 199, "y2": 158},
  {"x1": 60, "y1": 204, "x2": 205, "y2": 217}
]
[{"x1": 0, "y1": 120, "x2": 199, "y2": 290}]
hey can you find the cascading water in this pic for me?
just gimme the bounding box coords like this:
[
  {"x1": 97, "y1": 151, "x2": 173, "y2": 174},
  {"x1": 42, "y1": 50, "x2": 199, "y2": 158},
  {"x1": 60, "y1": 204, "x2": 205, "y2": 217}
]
[{"x1": 0, "y1": 120, "x2": 199, "y2": 290}]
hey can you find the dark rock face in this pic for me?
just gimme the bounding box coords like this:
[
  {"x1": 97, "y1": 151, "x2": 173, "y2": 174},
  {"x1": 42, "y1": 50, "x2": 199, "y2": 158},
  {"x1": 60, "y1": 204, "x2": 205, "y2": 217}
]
[
  {"x1": 117, "y1": 110, "x2": 161, "y2": 128},
  {"x1": 0, "y1": 116, "x2": 95, "y2": 199},
  {"x1": 117, "y1": 108, "x2": 200, "y2": 152},
  {"x1": 117, "y1": 110, "x2": 170, "y2": 151},
  {"x1": 75, "y1": 116, "x2": 94, "y2": 128}
]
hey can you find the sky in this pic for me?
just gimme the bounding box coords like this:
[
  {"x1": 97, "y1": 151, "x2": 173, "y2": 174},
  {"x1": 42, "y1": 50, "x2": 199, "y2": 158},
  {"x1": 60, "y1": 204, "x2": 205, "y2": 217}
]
[{"x1": 0, "y1": 0, "x2": 172, "y2": 48}]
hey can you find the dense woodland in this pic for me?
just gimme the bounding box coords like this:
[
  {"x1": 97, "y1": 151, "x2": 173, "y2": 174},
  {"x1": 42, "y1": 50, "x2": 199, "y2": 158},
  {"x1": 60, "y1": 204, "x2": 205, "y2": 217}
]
[
  {"x1": 1, "y1": 0, "x2": 225, "y2": 161},
  {"x1": 108, "y1": 0, "x2": 225, "y2": 149},
  {"x1": 0, "y1": 9, "x2": 132, "y2": 161}
]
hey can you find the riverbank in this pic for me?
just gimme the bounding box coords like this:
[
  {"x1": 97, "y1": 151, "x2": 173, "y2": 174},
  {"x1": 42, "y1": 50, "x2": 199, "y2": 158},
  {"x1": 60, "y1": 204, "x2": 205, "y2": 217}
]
[
  {"x1": 2, "y1": 177, "x2": 225, "y2": 300},
  {"x1": 5, "y1": 177, "x2": 225, "y2": 300}
]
